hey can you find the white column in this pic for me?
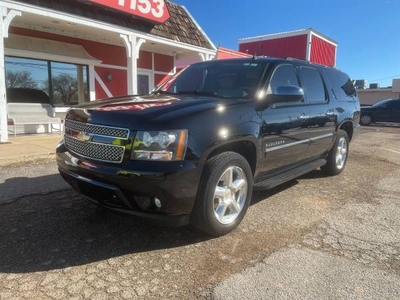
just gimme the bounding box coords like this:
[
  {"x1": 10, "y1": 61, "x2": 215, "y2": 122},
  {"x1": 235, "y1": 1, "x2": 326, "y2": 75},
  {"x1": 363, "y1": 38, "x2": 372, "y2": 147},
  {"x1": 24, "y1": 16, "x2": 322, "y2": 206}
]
[
  {"x1": 0, "y1": 7, "x2": 21, "y2": 143},
  {"x1": 120, "y1": 34, "x2": 146, "y2": 95},
  {"x1": 199, "y1": 53, "x2": 215, "y2": 62},
  {"x1": 0, "y1": 18, "x2": 7, "y2": 143},
  {"x1": 89, "y1": 65, "x2": 96, "y2": 101}
]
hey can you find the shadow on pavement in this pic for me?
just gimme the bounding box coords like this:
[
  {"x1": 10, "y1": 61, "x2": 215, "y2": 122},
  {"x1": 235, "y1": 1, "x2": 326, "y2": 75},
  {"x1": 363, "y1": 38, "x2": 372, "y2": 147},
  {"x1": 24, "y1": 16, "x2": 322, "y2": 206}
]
[
  {"x1": 0, "y1": 176, "x2": 210, "y2": 274},
  {"x1": 0, "y1": 169, "x2": 323, "y2": 274}
]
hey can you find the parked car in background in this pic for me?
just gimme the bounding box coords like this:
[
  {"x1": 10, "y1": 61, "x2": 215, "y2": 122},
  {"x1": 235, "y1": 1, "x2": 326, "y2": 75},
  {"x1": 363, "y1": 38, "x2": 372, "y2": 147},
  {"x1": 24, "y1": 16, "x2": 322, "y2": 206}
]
[{"x1": 360, "y1": 98, "x2": 400, "y2": 125}]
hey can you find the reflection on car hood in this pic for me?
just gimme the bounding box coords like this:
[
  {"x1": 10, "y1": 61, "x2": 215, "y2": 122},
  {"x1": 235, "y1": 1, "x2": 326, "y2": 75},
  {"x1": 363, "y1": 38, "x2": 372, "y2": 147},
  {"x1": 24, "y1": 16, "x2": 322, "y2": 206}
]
[{"x1": 66, "y1": 94, "x2": 252, "y2": 129}]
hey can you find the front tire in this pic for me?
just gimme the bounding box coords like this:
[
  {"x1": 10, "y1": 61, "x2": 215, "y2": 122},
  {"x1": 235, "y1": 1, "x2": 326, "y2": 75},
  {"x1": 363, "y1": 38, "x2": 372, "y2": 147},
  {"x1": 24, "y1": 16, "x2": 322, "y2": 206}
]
[
  {"x1": 321, "y1": 129, "x2": 349, "y2": 176},
  {"x1": 360, "y1": 114, "x2": 372, "y2": 125},
  {"x1": 190, "y1": 152, "x2": 253, "y2": 236}
]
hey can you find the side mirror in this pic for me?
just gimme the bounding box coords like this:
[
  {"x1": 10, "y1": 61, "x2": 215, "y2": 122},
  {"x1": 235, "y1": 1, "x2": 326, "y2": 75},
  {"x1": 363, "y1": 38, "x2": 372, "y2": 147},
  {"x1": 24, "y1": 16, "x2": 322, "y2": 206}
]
[
  {"x1": 270, "y1": 85, "x2": 304, "y2": 103},
  {"x1": 255, "y1": 85, "x2": 304, "y2": 111}
]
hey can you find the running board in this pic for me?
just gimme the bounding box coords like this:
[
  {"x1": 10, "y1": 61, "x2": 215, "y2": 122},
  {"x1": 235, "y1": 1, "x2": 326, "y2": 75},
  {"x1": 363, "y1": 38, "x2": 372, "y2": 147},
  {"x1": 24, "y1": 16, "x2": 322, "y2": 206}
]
[{"x1": 254, "y1": 158, "x2": 327, "y2": 189}]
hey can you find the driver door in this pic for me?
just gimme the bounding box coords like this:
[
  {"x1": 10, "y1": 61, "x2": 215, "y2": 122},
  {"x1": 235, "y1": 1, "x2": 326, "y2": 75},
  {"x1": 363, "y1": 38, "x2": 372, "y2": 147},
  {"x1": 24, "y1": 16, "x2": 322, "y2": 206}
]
[{"x1": 259, "y1": 63, "x2": 311, "y2": 174}]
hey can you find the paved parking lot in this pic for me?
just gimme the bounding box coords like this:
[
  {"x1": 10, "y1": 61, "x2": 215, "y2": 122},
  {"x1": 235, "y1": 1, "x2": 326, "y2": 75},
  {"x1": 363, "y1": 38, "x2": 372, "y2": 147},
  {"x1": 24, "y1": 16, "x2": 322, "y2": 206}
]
[{"x1": 0, "y1": 125, "x2": 400, "y2": 299}]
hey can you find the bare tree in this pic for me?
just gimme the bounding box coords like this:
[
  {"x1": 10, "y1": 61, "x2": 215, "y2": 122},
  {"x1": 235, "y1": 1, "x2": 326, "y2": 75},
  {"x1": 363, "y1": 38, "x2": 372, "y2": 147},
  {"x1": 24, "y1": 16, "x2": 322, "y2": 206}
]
[
  {"x1": 6, "y1": 70, "x2": 38, "y2": 89},
  {"x1": 51, "y1": 74, "x2": 78, "y2": 105}
]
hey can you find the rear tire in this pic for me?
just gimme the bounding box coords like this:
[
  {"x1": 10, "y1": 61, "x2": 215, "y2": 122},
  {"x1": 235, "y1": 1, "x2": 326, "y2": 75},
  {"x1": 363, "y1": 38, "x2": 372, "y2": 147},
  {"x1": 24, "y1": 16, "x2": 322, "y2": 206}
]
[
  {"x1": 190, "y1": 152, "x2": 253, "y2": 236},
  {"x1": 321, "y1": 129, "x2": 349, "y2": 176}
]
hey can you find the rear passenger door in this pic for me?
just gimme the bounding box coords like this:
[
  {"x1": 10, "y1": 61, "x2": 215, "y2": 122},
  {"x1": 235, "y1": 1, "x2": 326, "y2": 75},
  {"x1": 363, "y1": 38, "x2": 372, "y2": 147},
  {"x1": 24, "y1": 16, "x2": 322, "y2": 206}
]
[{"x1": 299, "y1": 66, "x2": 335, "y2": 159}]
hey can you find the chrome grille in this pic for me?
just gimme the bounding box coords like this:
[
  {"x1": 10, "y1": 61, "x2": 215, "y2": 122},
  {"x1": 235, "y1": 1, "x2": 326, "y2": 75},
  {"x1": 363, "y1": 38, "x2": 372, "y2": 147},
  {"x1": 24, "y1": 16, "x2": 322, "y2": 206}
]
[
  {"x1": 65, "y1": 119, "x2": 129, "y2": 139},
  {"x1": 65, "y1": 135, "x2": 125, "y2": 163}
]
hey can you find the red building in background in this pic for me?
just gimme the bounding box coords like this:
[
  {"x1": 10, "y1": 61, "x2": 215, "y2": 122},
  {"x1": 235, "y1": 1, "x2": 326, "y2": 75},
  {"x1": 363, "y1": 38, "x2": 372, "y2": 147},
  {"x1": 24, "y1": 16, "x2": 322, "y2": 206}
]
[{"x1": 238, "y1": 28, "x2": 338, "y2": 67}]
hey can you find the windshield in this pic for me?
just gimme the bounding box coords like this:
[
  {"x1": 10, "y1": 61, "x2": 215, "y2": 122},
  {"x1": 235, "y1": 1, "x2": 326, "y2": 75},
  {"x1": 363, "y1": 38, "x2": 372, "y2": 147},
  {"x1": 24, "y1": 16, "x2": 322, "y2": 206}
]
[{"x1": 155, "y1": 61, "x2": 266, "y2": 99}]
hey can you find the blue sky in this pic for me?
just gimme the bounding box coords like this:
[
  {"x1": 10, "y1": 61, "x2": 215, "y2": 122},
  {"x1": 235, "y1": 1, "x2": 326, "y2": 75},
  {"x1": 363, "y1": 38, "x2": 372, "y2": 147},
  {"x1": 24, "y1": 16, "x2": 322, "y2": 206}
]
[{"x1": 175, "y1": 0, "x2": 400, "y2": 87}]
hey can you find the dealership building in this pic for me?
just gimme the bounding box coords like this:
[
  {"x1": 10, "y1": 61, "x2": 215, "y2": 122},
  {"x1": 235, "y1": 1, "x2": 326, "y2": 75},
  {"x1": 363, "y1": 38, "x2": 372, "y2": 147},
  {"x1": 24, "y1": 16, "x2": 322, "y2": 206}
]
[{"x1": 0, "y1": 0, "x2": 217, "y2": 142}]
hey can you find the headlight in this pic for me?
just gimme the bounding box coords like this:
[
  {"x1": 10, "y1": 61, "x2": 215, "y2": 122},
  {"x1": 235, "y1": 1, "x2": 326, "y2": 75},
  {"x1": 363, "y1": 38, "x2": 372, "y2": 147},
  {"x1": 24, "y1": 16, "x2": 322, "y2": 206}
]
[{"x1": 131, "y1": 130, "x2": 188, "y2": 161}]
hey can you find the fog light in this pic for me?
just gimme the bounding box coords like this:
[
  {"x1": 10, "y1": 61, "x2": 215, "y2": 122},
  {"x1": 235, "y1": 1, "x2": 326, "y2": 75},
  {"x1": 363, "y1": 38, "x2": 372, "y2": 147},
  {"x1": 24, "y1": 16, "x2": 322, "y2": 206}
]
[{"x1": 154, "y1": 198, "x2": 162, "y2": 208}]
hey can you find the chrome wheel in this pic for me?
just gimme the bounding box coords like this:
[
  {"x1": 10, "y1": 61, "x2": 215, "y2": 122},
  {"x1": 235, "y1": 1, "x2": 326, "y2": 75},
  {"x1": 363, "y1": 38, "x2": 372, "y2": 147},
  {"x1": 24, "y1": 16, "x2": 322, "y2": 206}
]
[
  {"x1": 213, "y1": 166, "x2": 248, "y2": 225},
  {"x1": 360, "y1": 115, "x2": 371, "y2": 125},
  {"x1": 335, "y1": 137, "x2": 347, "y2": 170}
]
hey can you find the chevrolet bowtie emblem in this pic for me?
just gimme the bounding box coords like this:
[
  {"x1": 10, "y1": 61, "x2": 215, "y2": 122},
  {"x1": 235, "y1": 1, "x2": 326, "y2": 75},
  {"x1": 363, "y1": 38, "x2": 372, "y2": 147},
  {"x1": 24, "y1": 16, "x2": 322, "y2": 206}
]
[{"x1": 76, "y1": 132, "x2": 92, "y2": 142}]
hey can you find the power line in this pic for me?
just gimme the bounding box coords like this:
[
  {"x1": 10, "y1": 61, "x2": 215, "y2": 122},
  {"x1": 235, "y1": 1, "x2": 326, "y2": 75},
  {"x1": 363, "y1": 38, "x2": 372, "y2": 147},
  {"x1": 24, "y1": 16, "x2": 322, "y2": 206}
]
[{"x1": 368, "y1": 74, "x2": 400, "y2": 82}]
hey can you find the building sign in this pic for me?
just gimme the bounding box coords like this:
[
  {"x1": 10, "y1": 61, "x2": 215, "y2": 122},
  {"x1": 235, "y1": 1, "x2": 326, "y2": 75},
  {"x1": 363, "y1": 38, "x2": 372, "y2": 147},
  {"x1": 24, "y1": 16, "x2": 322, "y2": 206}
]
[{"x1": 89, "y1": 0, "x2": 170, "y2": 23}]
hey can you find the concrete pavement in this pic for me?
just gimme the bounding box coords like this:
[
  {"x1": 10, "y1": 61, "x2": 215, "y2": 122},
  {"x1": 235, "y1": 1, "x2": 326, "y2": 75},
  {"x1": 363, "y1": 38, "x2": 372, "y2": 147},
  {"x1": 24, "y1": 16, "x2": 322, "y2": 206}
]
[{"x1": 0, "y1": 134, "x2": 62, "y2": 168}]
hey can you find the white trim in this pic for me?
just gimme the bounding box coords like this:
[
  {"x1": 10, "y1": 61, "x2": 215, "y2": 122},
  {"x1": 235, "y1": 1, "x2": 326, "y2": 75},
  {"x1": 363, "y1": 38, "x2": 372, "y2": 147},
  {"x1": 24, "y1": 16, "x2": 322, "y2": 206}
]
[
  {"x1": 154, "y1": 70, "x2": 174, "y2": 76},
  {"x1": 173, "y1": 53, "x2": 176, "y2": 74},
  {"x1": 95, "y1": 63, "x2": 128, "y2": 71},
  {"x1": 334, "y1": 44, "x2": 338, "y2": 67},
  {"x1": 2, "y1": 9, "x2": 21, "y2": 38},
  {"x1": 238, "y1": 28, "x2": 338, "y2": 46},
  {"x1": 136, "y1": 38, "x2": 146, "y2": 58},
  {"x1": 265, "y1": 133, "x2": 333, "y2": 152},
  {"x1": 2, "y1": 0, "x2": 216, "y2": 56},
  {"x1": 94, "y1": 71, "x2": 113, "y2": 98},
  {"x1": 0, "y1": 8, "x2": 7, "y2": 142},
  {"x1": 1, "y1": 7, "x2": 22, "y2": 142},
  {"x1": 89, "y1": 65, "x2": 96, "y2": 101},
  {"x1": 239, "y1": 29, "x2": 310, "y2": 44},
  {"x1": 306, "y1": 31, "x2": 312, "y2": 62},
  {"x1": 4, "y1": 48, "x2": 100, "y2": 65},
  {"x1": 120, "y1": 34, "x2": 132, "y2": 58},
  {"x1": 310, "y1": 31, "x2": 338, "y2": 47}
]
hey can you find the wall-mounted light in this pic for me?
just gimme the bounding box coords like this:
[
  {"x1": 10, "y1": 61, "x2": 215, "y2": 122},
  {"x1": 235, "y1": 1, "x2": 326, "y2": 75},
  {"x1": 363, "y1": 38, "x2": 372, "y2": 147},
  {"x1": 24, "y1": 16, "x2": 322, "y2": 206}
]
[{"x1": 105, "y1": 73, "x2": 113, "y2": 82}]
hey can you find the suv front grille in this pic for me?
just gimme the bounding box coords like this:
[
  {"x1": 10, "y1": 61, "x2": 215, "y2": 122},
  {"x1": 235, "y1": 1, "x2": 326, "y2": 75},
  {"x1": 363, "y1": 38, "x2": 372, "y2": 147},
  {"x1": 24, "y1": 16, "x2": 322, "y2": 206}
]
[
  {"x1": 64, "y1": 119, "x2": 130, "y2": 163},
  {"x1": 64, "y1": 136, "x2": 125, "y2": 163},
  {"x1": 65, "y1": 119, "x2": 129, "y2": 139}
]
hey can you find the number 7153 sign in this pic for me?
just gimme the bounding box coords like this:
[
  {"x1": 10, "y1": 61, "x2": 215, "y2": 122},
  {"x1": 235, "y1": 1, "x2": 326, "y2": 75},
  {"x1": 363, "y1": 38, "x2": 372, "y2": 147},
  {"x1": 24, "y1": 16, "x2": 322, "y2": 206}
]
[{"x1": 90, "y1": 0, "x2": 170, "y2": 23}]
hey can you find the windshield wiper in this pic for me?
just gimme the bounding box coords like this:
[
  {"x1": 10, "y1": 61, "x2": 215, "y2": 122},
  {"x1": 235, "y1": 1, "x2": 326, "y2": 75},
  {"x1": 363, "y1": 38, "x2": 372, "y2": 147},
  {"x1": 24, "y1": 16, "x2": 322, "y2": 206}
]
[
  {"x1": 152, "y1": 90, "x2": 177, "y2": 95},
  {"x1": 178, "y1": 90, "x2": 224, "y2": 98}
]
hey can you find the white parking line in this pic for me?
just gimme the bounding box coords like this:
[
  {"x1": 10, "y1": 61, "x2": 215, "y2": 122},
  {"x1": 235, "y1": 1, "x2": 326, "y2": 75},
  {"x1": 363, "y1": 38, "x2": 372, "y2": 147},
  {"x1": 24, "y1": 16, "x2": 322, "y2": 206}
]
[{"x1": 380, "y1": 148, "x2": 400, "y2": 154}]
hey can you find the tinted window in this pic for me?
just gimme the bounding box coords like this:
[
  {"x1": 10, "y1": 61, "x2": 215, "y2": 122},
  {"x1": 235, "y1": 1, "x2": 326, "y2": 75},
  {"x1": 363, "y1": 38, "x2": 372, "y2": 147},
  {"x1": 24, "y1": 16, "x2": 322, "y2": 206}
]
[
  {"x1": 5, "y1": 56, "x2": 89, "y2": 106},
  {"x1": 299, "y1": 67, "x2": 327, "y2": 103},
  {"x1": 323, "y1": 68, "x2": 356, "y2": 101},
  {"x1": 268, "y1": 64, "x2": 300, "y2": 94},
  {"x1": 387, "y1": 100, "x2": 400, "y2": 109}
]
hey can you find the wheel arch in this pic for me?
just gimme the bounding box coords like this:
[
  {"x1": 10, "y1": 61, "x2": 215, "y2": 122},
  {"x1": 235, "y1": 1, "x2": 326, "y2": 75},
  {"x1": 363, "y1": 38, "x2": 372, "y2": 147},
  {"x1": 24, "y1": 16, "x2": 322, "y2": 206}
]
[
  {"x1": 205, "y1": 139, "x2": 258, "y2": 177},
  {"x1": 338, "y1": 120, "x2": 354, "y2": 142}
]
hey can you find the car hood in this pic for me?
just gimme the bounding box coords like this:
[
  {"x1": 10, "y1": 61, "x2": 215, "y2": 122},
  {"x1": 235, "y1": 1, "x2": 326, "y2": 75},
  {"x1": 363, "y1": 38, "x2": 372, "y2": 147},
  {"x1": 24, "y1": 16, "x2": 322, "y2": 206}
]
[{"x1": 65, "y1": 94, "x2": 254, "y2": 129}]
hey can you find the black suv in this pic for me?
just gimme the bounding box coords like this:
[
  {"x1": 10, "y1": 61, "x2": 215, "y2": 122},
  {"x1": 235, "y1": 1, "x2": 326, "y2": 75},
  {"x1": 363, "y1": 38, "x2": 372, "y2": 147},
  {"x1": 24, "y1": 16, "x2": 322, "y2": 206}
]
[{"x1": 57, "y1": 58, "x2": 360, "y2": 236}]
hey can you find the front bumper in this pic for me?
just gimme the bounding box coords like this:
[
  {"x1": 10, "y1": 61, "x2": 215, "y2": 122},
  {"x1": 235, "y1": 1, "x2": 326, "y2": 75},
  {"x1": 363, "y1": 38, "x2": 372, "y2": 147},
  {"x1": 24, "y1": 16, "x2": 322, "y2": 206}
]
[{"x1": 56, "y1": 141, "x2": 201, "y2": 226}]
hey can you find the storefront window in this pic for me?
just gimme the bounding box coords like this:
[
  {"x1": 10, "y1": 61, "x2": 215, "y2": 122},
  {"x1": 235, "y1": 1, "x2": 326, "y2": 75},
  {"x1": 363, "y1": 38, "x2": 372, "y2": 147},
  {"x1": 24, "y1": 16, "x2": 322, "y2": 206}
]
[{"x1": 5, "y1": 56, "x2": 89, "y2": 106}]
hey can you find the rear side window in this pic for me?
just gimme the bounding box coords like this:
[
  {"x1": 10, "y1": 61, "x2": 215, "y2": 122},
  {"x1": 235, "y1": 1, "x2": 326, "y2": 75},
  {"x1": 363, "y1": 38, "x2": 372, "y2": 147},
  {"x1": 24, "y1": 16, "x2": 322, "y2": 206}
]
[
  {"x1": 387, "y1": 100, "x2": 400, "y2": 109},
  {"x1": 323, "y1": 69, "x2": 357, "y2": 101},
  {"x1": 299, "y1": 67, "x2": 327, "y2": 103}
]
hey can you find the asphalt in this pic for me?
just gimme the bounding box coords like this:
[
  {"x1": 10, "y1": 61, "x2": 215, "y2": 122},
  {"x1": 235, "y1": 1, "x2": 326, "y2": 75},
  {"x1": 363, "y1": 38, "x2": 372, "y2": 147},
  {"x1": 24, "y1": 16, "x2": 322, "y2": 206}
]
[
  {"x1": 0, "y1": 134, "x2": 68, "y2": 204},
  {"x1": 1, "y1": 129, "x2": 400, "y2": 299}
]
